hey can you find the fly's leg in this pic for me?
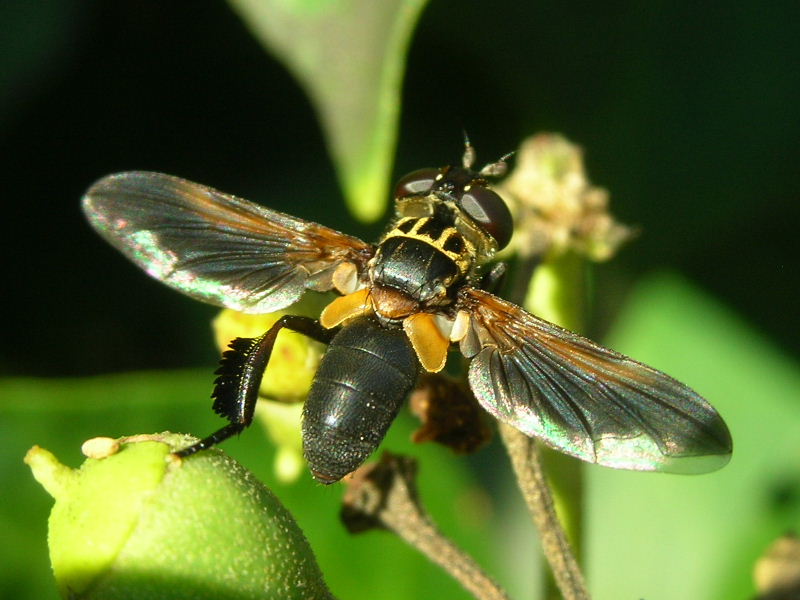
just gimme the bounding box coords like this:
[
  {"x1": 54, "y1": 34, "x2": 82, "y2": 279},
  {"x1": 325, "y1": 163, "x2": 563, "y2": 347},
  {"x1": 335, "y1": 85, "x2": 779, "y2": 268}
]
[
  {"x1": 480, "y1": 262, "x2": 508, "y2": 294},
  {"x1": 174, "y1": 315, "x2": 334, "y2": 458}
]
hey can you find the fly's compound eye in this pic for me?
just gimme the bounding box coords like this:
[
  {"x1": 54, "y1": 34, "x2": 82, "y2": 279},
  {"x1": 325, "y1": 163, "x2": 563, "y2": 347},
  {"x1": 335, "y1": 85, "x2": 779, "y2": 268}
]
[
  {"x1": 394, "y1": 168, "x2": 440, "y2": 198},
  {"x1": 459, "y1": 186, "x2": 514, "y2": 249}
]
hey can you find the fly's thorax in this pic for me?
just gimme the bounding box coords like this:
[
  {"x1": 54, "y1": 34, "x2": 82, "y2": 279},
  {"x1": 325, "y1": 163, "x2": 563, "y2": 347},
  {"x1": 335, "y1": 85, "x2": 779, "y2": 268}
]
[
  {"x1": 369, "y1": 214, "x2": 472, "y2": 312},
  {"x1": 384, "y1": 215, "x2": 474, "y2": 273}
]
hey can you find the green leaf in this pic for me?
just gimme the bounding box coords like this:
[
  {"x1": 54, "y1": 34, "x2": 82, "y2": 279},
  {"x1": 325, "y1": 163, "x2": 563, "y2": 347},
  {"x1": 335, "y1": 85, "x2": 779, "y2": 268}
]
[
  {"x1": 228, "y1": 0, "x2": 429, "y2": 222},
  {"x1": 586, "y1": 272, "x2": 800, "y2": 600}
]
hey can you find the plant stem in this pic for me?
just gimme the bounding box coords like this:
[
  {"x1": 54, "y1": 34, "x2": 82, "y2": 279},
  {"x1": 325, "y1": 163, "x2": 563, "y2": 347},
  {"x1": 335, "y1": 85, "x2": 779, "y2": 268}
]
[
  {"x1": 342, "y1": 453, "x2": 510, "y2": 600},
  {"x1": 385, "y1": 494, "x2": 510, "y2": 600},
  {"x1": 499, "y1": 424, "x2": 589, "y2": 600},
  {"x1": 500, "y1": 251, "x2": 590, "y2": 600},
  {"x1": 525, "y1": 252, "x2": 587, "y2": 562}
]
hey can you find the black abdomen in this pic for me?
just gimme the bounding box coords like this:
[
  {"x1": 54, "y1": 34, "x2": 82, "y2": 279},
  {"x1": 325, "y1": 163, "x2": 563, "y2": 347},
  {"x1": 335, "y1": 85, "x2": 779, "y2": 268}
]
[{"x1": 302, "y1": 317, "x2": 420, "y2": 483}]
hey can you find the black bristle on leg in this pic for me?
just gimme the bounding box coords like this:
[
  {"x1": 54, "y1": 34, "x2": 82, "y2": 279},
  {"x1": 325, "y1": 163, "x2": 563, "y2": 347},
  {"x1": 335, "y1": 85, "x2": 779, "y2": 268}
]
[
  {"x1": 174, "y1": 315, "x2": 336, "y2": 457},
  {"x1": 211, "y1": 336, "x2": 267, "y2": 422}
]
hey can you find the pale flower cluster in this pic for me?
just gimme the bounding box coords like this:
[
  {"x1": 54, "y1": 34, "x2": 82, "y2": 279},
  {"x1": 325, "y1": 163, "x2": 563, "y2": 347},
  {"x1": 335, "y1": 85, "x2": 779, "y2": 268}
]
[{"x1": 496, "y1": 133, "x2": 634, "y2": 261}]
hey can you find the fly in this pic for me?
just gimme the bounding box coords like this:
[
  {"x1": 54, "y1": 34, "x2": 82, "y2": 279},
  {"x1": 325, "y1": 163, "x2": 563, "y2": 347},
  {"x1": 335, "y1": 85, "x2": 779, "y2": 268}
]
[{"x1": 82, "y1": 145, "x2": 732, "y2": 483}]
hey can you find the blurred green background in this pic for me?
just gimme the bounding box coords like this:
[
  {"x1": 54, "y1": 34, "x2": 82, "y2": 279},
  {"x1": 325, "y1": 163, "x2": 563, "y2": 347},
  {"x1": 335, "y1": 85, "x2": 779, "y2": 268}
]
[{"x1": 2, "y1": 1, "x2": 799, "y2": 599}]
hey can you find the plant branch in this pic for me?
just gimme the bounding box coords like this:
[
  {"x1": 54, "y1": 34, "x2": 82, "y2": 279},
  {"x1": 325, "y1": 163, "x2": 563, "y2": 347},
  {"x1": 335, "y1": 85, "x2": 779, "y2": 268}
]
[
  {"x1": 498, "y1": 250, "x2": 589, "y2": 598},
  {"x1": 524, "y1": 252, "x2": 587, "y2": 565},
  {"x1": 341, "y1": 452, "x2": 510, "y2": 600},
  {"x1": 499, "y1": 424, "x2": 589, "y2": 600}
]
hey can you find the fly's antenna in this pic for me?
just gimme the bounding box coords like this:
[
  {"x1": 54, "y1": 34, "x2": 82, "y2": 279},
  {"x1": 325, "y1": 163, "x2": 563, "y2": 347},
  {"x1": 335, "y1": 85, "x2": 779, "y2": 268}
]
[
  {"x1": 461, "y1": 130, "x2": 513, "y2": 177},
  {"x1": 462, "y1": 131, "x2": 514, "y2": 177},
  {"x1": 479, "y1": 150, "x2": 515, "y2": 178},
  {"x1": 462, "y1": 129, "x2": 477, "y2": 169}
]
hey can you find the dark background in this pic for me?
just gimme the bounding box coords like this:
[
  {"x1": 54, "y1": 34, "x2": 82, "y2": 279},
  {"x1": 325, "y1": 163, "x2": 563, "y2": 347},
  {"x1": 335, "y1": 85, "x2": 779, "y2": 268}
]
[{"x1": 3, "y1": 1, "x2": 798, "y2": 377}]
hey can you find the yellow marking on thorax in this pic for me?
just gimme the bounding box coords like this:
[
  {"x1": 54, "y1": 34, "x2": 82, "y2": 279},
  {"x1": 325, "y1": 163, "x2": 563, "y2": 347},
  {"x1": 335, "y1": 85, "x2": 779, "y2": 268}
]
[{"x1": 383, "y1": 217, "x2": 475, "y2": 277}]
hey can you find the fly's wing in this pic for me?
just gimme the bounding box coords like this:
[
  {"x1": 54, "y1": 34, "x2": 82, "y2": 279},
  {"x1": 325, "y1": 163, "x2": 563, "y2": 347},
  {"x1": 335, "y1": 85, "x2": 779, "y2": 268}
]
[
  {"x1": 82, "y1": 172, "x2": 374, "y2": 313},
  {"x1": 458, "y1": 287, "x2": 732, "y2": 474}
]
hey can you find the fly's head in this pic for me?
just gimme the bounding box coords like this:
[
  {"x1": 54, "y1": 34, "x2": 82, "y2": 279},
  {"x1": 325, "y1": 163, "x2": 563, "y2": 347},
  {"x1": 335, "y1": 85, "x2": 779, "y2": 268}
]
[{"x1": 390, "y1": 148, "x2": 514, "y2": 266}]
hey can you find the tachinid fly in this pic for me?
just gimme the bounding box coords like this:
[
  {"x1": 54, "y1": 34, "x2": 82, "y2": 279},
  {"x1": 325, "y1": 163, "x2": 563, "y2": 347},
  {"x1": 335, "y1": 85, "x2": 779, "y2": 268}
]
[{"x1": 82, "y1": 145, "x2": 732, "y2": 483}]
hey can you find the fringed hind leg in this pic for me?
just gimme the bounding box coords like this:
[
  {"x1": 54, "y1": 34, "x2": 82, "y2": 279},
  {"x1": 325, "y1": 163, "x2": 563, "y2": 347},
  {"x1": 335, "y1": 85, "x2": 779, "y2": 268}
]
[{"x1": 174, "y1": 315, "x2": 334, "y2": 458}]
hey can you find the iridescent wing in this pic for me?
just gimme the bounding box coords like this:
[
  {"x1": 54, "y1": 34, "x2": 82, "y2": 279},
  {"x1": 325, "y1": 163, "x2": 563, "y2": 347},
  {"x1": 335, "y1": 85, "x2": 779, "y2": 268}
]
[
  {"x1": 458, "y1": 287, "x2": 732, "y2": 473},
  {"x1": 82, "y1": 172, "x2": 374, "y2": 313}
]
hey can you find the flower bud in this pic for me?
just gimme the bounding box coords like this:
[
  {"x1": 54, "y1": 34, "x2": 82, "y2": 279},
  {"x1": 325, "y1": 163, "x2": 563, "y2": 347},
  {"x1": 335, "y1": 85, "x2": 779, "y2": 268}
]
[{"x1": 25, "y1": 433, "x2": 333, "y2": 600}]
